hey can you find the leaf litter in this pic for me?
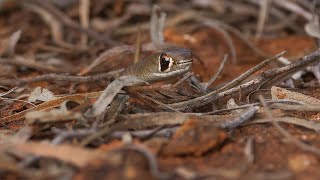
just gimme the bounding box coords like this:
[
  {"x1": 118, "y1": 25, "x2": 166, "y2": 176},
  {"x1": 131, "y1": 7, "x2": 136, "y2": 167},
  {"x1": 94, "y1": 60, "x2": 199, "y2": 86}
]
[{"x1": 0, "y1": 0, "x2": 320, "y2": 179}]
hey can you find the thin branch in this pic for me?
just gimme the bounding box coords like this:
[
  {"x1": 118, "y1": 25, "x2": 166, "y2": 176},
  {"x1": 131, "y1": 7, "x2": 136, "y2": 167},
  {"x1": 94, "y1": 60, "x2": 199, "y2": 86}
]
[
  {"x1": 201, "y1": 19, "x2": 237, "y2": 64},
  {"x1": 79, "y1": 0, "x2": 90, "y2": 46},
  {"x1": 204, "y1": 54, "x2": 228, "y2": 90},
  {"x1": 24, "y1": 0, "x2": 118, "y2": 45},
  {"x1": 216, "y1": 51, "x2": 285, "y2": 92},
  {"x1": 150, "y1": 5, "x2": 166, "y2": 46},
  {"x1": 0, "y1": 56, "x2": 65, "y2": 73},
  {"x1": 248, "y1": 117, "x2": 320, "y2": 132},
  {"x1": 19, "y1": 69, "x2": 124, "y2": 85},
  {"x1": 168, "y1": 50, "x2": 289, "y2": 110},
  {"x1": 255, "y1": 0, "x2": 270, "y2": 39},
  {"x1": 273, "y1": 0, "x2": 312, "y2": 21},
  {"x1": 0, "y1": 87, "x2": 17, "y2": 97}
]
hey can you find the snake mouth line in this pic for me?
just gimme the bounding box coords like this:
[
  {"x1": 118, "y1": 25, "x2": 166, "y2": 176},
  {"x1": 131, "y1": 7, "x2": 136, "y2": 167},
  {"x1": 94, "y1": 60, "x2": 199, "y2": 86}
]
[{"x1": 176, "y1": 59, "x2": 193, "y2": 65}]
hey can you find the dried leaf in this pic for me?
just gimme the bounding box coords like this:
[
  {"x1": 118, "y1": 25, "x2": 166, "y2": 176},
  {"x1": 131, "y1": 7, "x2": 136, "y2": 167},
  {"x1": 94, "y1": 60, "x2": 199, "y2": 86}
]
[
  {"x1": 28, "y1": 86, "x2": 55, "y2": 103},
  {"x1": 0, "y1": 30, "x2": 21, "y2": 57},
  {"x1": 227, "y1": 98, "x2": 244, "y2": 114},
  {"x1": 305, "y1": 16, "x2": 320, "y2": 39},
  {"x1": 0, "y1": 91, "x2": 102, "y2": 124},
  {"x1": 160, "y1": 119, "x2": 227, "y2": 156}
]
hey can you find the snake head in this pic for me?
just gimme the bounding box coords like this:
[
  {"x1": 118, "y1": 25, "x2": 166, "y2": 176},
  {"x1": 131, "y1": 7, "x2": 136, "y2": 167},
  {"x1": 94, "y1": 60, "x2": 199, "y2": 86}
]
[
  {"x1": 128, "y1": 48, "x2": 193, "y2": 83},
  {"x1": 150, "y1": 48, "x2": 193, "y2": 81}
]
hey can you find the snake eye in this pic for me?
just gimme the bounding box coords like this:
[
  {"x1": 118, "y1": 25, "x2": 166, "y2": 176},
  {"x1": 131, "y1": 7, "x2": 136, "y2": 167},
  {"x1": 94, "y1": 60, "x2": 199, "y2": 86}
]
[{"x1": 159, "y1": 53, "x2": 172, "y2": 72}]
